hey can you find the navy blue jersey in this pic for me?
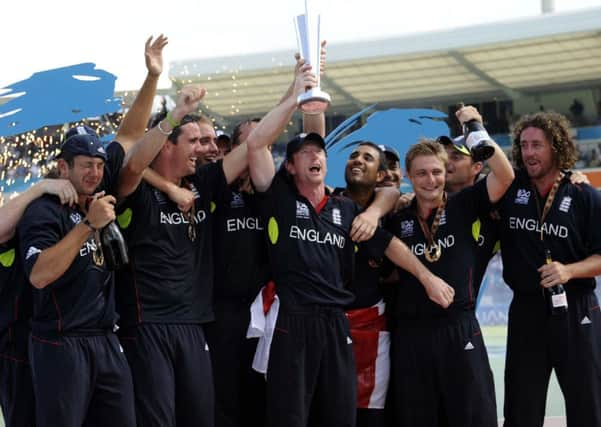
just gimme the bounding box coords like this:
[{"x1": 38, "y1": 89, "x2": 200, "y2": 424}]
[
  {"x1": 497, "y1": 169, "x2": 601, "y2": 294},
  {"x1": 116, "y1": 161, "x2": 229, "y2": 326},
  {"x1": 256, "y1": 174, "x2": 392, "y2": 307},
  {"x1": 0, "y1": 237, "x2": 32, "y2": 348},
  {"x1": 331, "y1": 188, "x2": 386, "y2": 309},
  {"x1": 212, "y1": 187, "x2": 270, "y2": 302},
  {"x1": 102, "y1": 142, "x2": 126, "y2": 197},
  {"x1": 17, "y1": 142, "x2": 125, "y2": 336},
  {"x1": 386, "y1": 178, "x2": 492, "y2": 318}
]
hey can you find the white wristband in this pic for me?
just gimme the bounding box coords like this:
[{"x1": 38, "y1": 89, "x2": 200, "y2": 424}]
[{"x1": 157, "y1": 120, "x2": 173, "y2": 136}]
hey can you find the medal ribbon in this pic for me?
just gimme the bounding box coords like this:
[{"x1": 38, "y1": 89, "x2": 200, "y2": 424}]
[
  {"x1": 416, "y1": 192, "x2": 447, "y2": 262},
  {"x1": 182, "y1": 179, "x2": 197, "y2": 242},
  {"x1": 533, "y1": 172, "x2": 564, "y2": 242}
]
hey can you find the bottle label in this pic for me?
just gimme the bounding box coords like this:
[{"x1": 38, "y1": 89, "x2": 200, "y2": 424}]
[
  {"x1": 465, "y1": 130, "x2": 490, "y2": 149},
  {"x1": 551, "y1": 293, "x2": 568, "y2": 308}
]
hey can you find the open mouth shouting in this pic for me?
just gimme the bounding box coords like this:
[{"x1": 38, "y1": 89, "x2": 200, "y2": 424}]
[{"x1": 309, "y1": 163, "x2": 322, "y2": 174}]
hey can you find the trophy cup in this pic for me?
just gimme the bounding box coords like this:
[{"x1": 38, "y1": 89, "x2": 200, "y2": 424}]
[{"x1": 294, "y1": 0, "x2": 331, "y2": 114}]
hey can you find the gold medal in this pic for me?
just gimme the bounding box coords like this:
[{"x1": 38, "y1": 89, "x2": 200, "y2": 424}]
[
  {"x1": 187, "y1": 222, "x2": 197, "y2": 242},
  {"x1": 92, "y1": 250, "x2": 105, "y2": 266},
  {"x1": 186, "y1": 188, "x2": 197, "y2": 242},
  {"x1": 92, "y1": 233, "x2": 105, "y2": 266},
  {"x1": 424, "y1": 243, "x2": 442, "y2": 262},
  {"x1": 417, "y1": 193, "x2": 447, "y2": 263}
]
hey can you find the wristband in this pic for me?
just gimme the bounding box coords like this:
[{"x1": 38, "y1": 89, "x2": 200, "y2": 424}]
[
  {"x1": 157, "y1": 120, "x2": 173, "y2": 136},
  {"x1": 166, "y1": 111, "x2": 181, "y2": 128},
  {"x1": 465, "y1": 130, "x2": 490, "y2": 149},
  {"x1": 83, "y1": 218, "x2": 97, "y2": 232}
]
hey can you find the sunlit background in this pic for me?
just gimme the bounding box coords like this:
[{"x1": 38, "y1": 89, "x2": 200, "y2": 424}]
[{"x1": 2, "y1": 1, "x2": 601, "y2": 425}]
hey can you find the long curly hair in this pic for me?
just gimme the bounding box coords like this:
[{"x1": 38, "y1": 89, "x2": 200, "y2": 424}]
[{"x1": 512, "y1": 112, "x2": 578, "y2": 170}]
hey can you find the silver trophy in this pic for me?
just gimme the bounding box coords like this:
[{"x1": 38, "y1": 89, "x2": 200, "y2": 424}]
[{"x1": 294, "y1": 0, "x2": 331, "y2": 114}]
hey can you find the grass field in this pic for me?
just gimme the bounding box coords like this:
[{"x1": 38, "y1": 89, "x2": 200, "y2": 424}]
[{"x1": 0, "y1": 325, "x2": 565, "y2": 426}]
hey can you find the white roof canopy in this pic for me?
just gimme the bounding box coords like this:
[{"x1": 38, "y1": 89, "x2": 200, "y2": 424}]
[{"x1": 169, "y1": 7, "x2": 601, "y2": 119}]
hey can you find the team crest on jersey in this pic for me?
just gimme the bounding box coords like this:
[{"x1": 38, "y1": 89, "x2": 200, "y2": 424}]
[
  {"x1": 515, "y1": 189, "x2": 531, "y2": 205},
  {"x1": 296, "y1": 201, "x2": 310, "y2": 219},
  {"x1": 439, "y1": 210, "x2": 447, "y2": 226},
  {"x1": 332, "y1": 208, "x2": 342, "y2": 225},
  {"x1": 400, "y1": 220, "x2": 415, "y2": 237},
  {"x1": 70, "y1": 212, "x2": 82, "y2": 224},
  {"x1": 231, "y1": 192, "x2": 245, "y2": 208},
  {"x1": 558, "y1": 196, "x2": 572, "y2": 213}
]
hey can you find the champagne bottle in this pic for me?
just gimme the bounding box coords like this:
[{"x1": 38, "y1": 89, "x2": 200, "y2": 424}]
[
  {"x1": 100, "y1": 222, "x2": 129, "y2": 270},
  {"x1": 462, "y1": 120, "x2": 496, "y2": 162},
  {"x1": 544, "y1": 249, "x2": 568, "y2": 315}
]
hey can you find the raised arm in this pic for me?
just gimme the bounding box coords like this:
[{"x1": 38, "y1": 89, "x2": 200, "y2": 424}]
[
  {"x1": 115, "y1": 35, "x2": 168, "y2": 153},
  {"x1": 302, "y1": 108, "x2": 326, "y2": 137},
  {"x1": 456, "y1": 106, "x2": 514, "y2": 203},
  {"x1": 280, "y1": 42, "x2": 327, "y2": 137},
  {"x1": 246, "y1": 64, "x2": 317, "y2": 192},
  {"x1": 0, "y1": 179, "x2": 77, "y2": 243},
  {"x1": 221, "y1": 142, "x2": 249, "y2": 185},
  {"x1": 118, "y1": 84, "x2": 206, "y2": 198}
]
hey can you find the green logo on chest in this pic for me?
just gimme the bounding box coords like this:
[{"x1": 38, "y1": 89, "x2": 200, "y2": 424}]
[{"x1": 0, "y1": 248, "x2": 15, "y2": 268}]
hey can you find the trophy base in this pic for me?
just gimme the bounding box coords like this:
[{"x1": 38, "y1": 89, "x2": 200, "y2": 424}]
[{"x1": 297, "y1": 88, "x2": 331, "y2": 114}]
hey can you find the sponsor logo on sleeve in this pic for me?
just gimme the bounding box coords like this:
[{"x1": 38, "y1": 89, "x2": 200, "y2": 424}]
[
  {"x1": 153, "y1": 189, "x2": 167, "y2": 204},
  {"x1": 230, "y1": 191, "x2": 245, "y2": 208},
  {"x1": 296, "y1": 201, "x2": 310, "y2": 219},
  {"x1": 514, "y1": 189, "x2": 531, "y2": 205},
  {"x1": 70, "y1": 212, "x2": 82, "y2": 224},
  {"x1": 400, "y1": 220, "x2": 414, "y2": 238}
]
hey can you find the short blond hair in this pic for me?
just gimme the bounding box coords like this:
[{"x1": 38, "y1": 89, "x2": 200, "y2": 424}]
[{"x1": 405, "y1": 139, "x2": 448, "y2": 173}]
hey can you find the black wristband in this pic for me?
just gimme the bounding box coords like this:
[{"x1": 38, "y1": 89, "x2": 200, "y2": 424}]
[{"x1": 83, "y1": 218, "x2": 97, "y2": 232}]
